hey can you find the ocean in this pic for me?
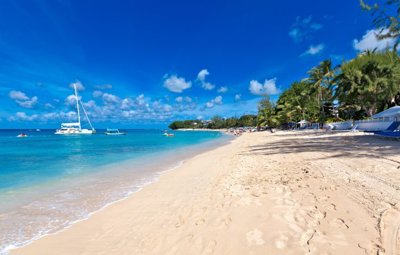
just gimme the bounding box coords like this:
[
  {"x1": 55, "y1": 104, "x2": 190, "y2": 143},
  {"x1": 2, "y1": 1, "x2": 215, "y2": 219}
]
[{"x1": 0, "y1": 129, "x2": 230, "y2": 254}]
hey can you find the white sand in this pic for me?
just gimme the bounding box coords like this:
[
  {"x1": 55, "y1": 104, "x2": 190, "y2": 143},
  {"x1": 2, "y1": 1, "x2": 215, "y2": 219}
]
[{"x1": 12, "y1": 131, "x2": 400, "y2": 254}]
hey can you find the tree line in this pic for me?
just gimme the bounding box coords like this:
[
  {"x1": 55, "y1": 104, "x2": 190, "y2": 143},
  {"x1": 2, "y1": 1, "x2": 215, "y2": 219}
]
[
  {"x1": 169, "y1": 115, "x2": 257, "y2": 130},
  {"x1": 257, "y1": 51, "x2": 400, "y2": 128}
]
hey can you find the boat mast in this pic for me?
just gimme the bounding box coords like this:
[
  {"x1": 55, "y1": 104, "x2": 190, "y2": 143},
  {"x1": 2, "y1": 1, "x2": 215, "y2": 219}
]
[
  {"x1": 80, "y1": 101, "x2": 95, "y2": 131},
  {"x1": 73, "y1": 83, "x2": 82, "y2": 130}
]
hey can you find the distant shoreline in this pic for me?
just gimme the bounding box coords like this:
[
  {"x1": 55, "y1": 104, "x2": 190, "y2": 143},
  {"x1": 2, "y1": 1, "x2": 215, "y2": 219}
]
[{"x1": 174, "y1": 128, "x2": 226, "y2": 132}]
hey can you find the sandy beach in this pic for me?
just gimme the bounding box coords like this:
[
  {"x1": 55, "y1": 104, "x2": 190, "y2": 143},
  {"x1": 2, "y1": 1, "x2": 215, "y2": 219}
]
[{"x1": 11, "y1": 131, "x2": 400, "y2": 255}]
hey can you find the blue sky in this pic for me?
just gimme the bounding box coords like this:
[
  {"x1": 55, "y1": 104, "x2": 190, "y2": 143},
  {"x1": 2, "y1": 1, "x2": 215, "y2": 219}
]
[{"x1": 0, "y1": 0, "x2": 393, "y2": 128}]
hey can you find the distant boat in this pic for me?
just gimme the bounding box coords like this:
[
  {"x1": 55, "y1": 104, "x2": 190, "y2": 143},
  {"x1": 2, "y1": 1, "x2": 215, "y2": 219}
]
[
  {"x1": 163, "y1": 132, "x2": 174, "y2": 137},
  {"x1": 17, "y1": 133, "x2": 28, "y2": 138},
  {"x1": 55, "y1": 83, "x2": 96, "y2": 135},
  {"x1": 105, "y1": 129, "x2": 126, "y2": 136}
]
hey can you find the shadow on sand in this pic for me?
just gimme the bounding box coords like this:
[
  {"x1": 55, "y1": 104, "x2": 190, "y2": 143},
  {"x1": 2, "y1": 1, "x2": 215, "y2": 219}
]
[{"x1": 246, "y1": 131, "x2": 400, "y2": 163}]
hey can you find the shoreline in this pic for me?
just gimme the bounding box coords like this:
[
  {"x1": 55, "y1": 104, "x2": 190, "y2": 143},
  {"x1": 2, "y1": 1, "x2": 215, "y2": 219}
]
[
  {"x1": 2, "y1": 132, "x2": 232, "y2": 255},
  {"x1": 11, "y1": 131, "x2": 400, "y2": 254},
  {"x1": 174, "y1": 128, "x2": 227, "y2": 132}
]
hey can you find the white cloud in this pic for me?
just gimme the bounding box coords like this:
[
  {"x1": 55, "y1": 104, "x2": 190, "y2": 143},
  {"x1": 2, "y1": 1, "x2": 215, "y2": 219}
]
[
  {"x1": 17, "y1": 96, "x2": 38, "y2": 108},
  {"x1": 9, "y1": 90, "x2": 38, "y2": 108},
  {"x1": 217, "y1": 86, "x2": 228, "y2": 93},
  {"x1": 69, "y1": 81, "x2": 85, "y2": 91},
  {"x1": 9, "y1": 90, "x2": 29, "y2": 101},
  {"x1": 93, "y1": 90, "x2": 103, "y2": 98},
  {"x1": 206, "y1": 101, "x2": 214, "y2": 108},
  {"x1": 202, "y1": 82, "x2": 215, "y2": 90},
  {"x1": 184, "y1": 96, "x2": 192, "y2": 103},
  {"x1": 197, "y1": 69, "x2": 209, "y2": 81},
  {"x1": 102, "y1": 93, "x2": 120, "y2": 104},
  {"x1": 65, "y1": 94, "x2": 80, "y2": 106},
  {"x1": 44, "y1": 103, "x2": 55, "y2": 109},
  {"x1": 135, "y1": 94, "x2": 146, "y2": 106},
  {"x1": 83, "y1": 100, "x2": 96, "y2": 109},
  {"x1": 235, "y1": 94, "x2": 241, "y2": 101},
  {"x1": 249, "y1": 78, "x2": 281, "y2": 96},
  {"x1": 214, "y1": 95, "x2": 223, "y2": 105},
  {"x1": 289, "y1": 16, "x2": 323, "y2": 43},
  {"x1": 301, "y1": 44, "x2": 325, "y2": 56},
  {"x1": 197, "y1": 69, "x2": 215, "y2": 90},
  {"x1": 164, "y1": 104, "x2": 172, "y2": 112},
  {"x1": 205, "y1": 96, "x2": 223, "y2": 108},
  {"x1": 8, "y1": 112, "x2": 38, "y2": 121},
  {"x1": 121, "y1": 98, "x2": 133, "y2": 110},
  {"x1": 353, "y1": 28, "x2": 396, "y2": 52},
  {"x1": 163, "y1": 74, "x2": 192, "y2": 93},
  {"x1": 175, "y1": 96, "x2": 183, "y2": 103}
]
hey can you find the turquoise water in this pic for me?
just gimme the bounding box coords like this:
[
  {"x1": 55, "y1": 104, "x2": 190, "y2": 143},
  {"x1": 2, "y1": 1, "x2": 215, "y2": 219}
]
[
  {"x1": 0, "y1": 129, "x2": 224, "y2": 191},
  {"x1": 0, "y1": 129, "x2": 229, "y2": 254}
]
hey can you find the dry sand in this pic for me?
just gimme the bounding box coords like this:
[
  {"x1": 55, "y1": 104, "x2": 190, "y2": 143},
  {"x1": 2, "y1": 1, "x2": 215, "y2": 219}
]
[{"x1": 11, "y1": 131, "x2": 400, "y2": 255}]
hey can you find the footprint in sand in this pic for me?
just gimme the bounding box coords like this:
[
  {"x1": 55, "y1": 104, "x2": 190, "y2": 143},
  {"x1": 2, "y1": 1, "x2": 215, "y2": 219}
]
[
  {"x1": 331, "y1": 218, "x2": 349, "y2": 229},
  {"x1": 246, "y1": 229, "x2": 265, "y2": 246},
  {"x1": 175, "y1": 216, "x2": 185, "y2": 228},
  {"x1": 275, "y1": 233, "x2": 289, "y2": 249},
  {"x1": 195, "y1": 218, "x2": 206, "y2": 226},
  {"x1": 202, "y1": 240, "x2": 217, "y2": 255}
]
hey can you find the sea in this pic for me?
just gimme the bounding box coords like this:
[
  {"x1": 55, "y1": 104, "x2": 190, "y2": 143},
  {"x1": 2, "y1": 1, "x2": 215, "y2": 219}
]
[{"x1": 0, "y1": 129, "x2": 231, "y2": 254}]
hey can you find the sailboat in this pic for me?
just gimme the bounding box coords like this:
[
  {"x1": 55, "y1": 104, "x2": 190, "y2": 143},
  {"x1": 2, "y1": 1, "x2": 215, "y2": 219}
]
[{"x1": 55, "y1": 83, "x2": 96, "y2": 135}]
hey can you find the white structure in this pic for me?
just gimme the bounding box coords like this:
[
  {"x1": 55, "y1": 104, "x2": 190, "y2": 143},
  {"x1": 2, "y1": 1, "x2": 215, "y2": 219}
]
[
  {"x1": 326, "y1": 106, "x2": 400, "y2": 132},
  {"x1": 355, "y1": 106, "x2": 400, "y2": 132},
  {"x1": 328, "y1": 120, "x2": 353, "y2": 130},
  {"x1": 355, "y1": 119, "x2": 395, "y2": 132},
  {"x1": 55, "y1": 83, "x2": 96, "y2": 135},
  {"x1": 298, "y1": 120, "x2": 309, "y2": 128},
  {"x1": 371, "y1": 106, "x2": 400, "y2": 119}
]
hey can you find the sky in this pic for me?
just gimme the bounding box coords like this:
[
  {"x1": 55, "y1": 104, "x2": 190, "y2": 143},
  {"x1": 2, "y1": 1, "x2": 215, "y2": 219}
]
[{"x1": 0, "y1": 0, "x2": 396, "y2": 128}]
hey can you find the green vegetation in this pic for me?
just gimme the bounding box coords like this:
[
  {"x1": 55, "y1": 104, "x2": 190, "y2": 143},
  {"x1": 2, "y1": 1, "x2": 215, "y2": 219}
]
[
  {"x1": 168, "y1": 115, "x2": 257, "y2": 130},
  {"x1": 336, "y1": 51, "x2": 400, "y2": 118},
  {"x1": 256, "y1": 51, "x2": 400, "y2": 128}
]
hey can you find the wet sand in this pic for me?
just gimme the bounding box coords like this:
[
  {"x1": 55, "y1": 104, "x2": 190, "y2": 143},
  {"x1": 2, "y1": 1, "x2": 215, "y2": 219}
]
[{"x1": 12, "y1": 131, "x2": 400, "y2": 254}]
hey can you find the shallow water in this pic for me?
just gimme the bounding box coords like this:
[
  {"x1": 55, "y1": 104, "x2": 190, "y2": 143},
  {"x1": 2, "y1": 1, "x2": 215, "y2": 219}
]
[{"x1": 0, "y1": 129, "x2": 231, "y2": 254}]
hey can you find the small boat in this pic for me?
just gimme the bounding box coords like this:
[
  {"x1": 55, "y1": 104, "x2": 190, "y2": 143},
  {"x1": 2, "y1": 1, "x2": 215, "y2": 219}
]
[
  {"x1": 105, "y1": 129, "x2": 126, "y2": 135},
  {"x1": 17, "y1": 133, "x2": 28, "y2": 138},
  {"x1": 163, "y1": 132, "x2": 174, "y2": 137}
]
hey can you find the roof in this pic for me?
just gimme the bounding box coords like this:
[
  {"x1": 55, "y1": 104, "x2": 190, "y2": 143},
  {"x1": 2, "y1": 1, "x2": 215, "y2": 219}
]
[
  {"x1": 372, "y1": 106, "x2": 400, "y2": 118},
  {"x1": 298, "y1": 120, "x2": 309, "y2": 124}
]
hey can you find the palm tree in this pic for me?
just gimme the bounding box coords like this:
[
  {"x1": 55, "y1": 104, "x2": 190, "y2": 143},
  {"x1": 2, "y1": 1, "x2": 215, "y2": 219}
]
[
  {"x1": 305, "y1": 59, "x2": 337, "y2": 125},
  {"x1": 257, "y1": 96, "x2": 277, "y2": 128},
  {"x1": 335, "y1": 50, "x2": 400, "y2": 118}
]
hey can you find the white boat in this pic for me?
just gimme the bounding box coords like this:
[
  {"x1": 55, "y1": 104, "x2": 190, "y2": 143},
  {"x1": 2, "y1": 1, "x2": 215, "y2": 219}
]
[
  {"x1": 105, "y1": 129, "x2": 126, "y2": 135},
  {"x1": 55, "y1": 83, "x2": 96, "y2": 135}
]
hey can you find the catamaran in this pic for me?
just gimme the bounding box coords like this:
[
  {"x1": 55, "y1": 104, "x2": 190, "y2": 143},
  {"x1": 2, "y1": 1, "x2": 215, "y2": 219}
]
[{"x1": 55, "y1": 83, "x2": 96, "y2": 135}]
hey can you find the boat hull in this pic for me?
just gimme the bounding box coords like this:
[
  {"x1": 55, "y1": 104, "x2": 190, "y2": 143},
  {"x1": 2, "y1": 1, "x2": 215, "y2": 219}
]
[{"x1": 55, "y1": 129, "x2": 95, "y2": 135}]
